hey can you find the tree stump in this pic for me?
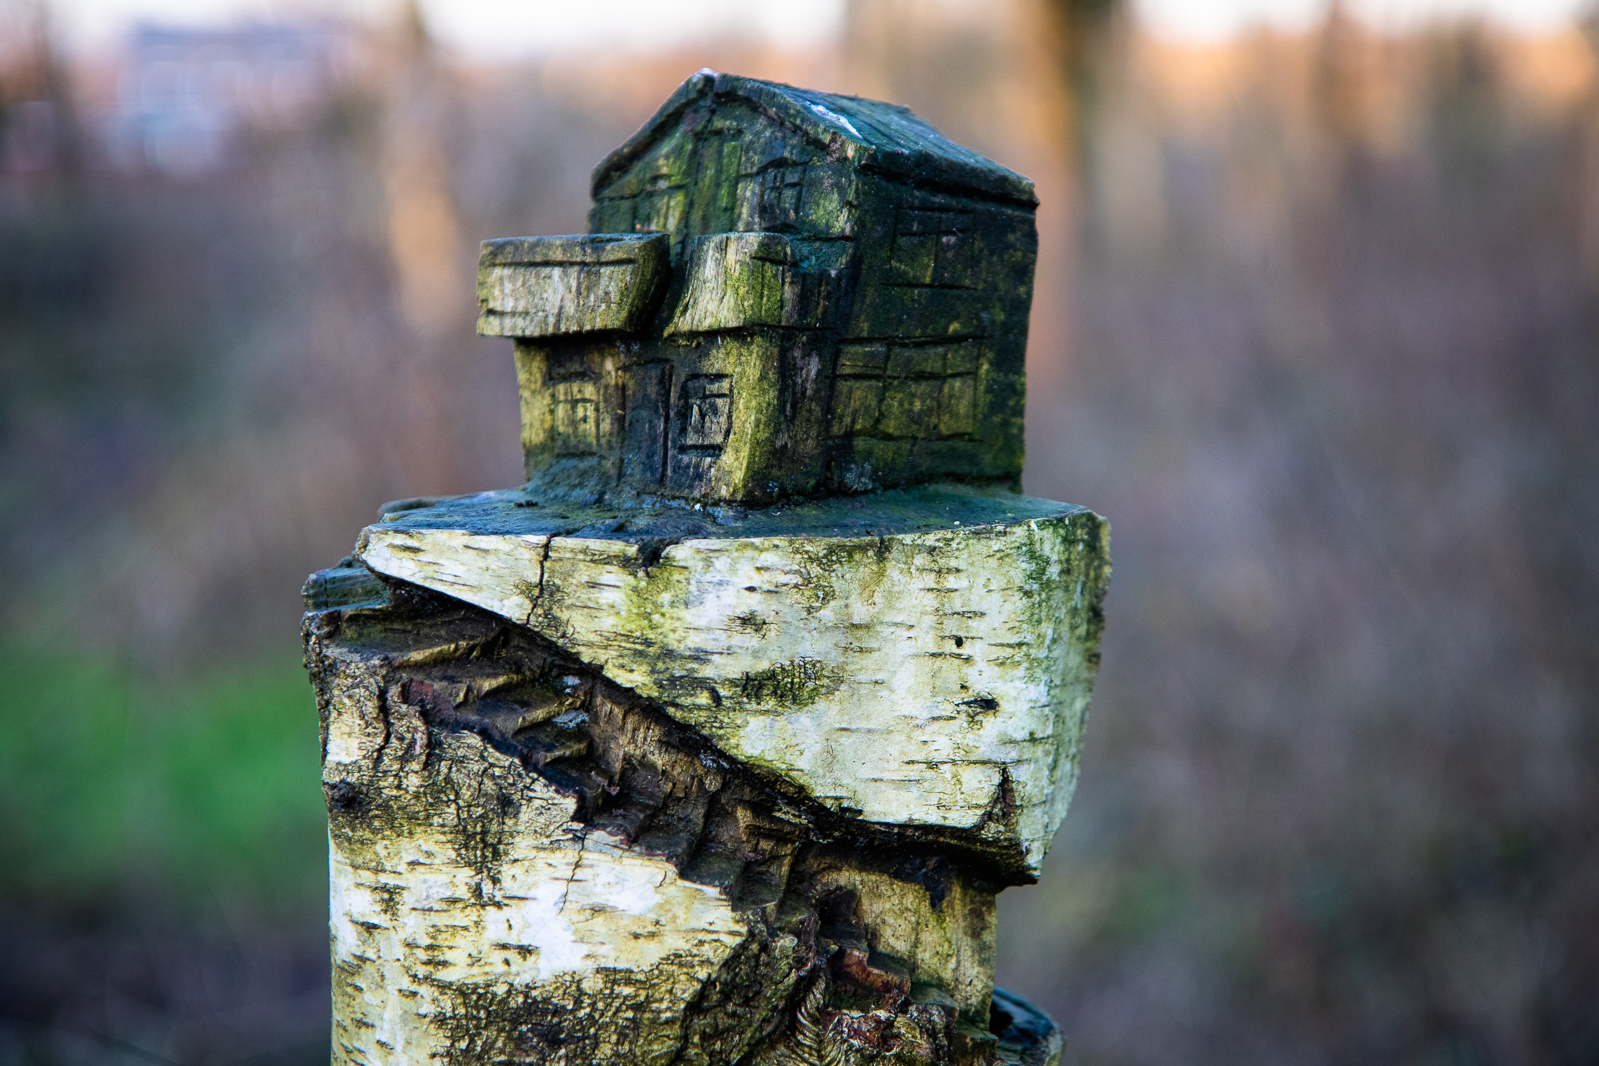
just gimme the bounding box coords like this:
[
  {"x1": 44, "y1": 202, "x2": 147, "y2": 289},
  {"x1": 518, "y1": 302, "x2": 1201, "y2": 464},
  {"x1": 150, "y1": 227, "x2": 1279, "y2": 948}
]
[{"x1": 303, "y1": 70, "x2": 1110, "y2": 1066}]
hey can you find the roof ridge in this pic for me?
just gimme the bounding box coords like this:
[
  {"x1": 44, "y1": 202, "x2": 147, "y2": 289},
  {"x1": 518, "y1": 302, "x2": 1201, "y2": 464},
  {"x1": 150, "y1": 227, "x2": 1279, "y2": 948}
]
[{"x1": 588, "y1": 69, "x2": 1036, "y2": 207}]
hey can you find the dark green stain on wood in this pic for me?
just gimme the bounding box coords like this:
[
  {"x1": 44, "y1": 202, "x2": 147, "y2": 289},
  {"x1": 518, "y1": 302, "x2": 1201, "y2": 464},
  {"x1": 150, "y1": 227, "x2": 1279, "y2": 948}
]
[{"x1": 478, "y1": 70, "x2": 1038, "y2": 507}]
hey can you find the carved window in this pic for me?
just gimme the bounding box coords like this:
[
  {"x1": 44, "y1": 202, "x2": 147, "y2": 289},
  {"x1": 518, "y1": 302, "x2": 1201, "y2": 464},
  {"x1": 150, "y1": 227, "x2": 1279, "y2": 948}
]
[
  {"x1": 758, "y1": 164, "x2": 807, "y2": 225},
  {"x1": 937, "y1": 376, "x2": 976, "y2": 437},
  {"x1": 877, "y1": 378, "x2": 943, "y2": 438},
  {"x1": 549, "y1": 381, "x2": 600, "y2": 456},
  {"x1": 828, "y1": 341, "x2": 982, "y2": 441},
  {"x1": 829, "y1": 379, "x2": 884, "y2": 436},
  {"x1": 678, "y1": 374, "x2": 734, "y2": 449},
  {"x1": 887, "y1": 209, "x2": 975, "y2": 287}
]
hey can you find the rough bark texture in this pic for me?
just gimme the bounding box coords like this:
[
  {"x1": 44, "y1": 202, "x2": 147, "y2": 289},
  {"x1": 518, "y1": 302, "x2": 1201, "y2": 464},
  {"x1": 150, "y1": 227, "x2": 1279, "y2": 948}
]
[{"x1": 305, "y1": 69, "x2": 1106, "y2": 1066}]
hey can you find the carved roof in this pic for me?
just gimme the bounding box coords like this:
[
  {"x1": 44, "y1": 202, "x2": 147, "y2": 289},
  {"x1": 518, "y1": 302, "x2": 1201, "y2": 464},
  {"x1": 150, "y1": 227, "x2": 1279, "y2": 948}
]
[{"x1": 590, "y1": 69, "x2": 1038, "y2": 208}]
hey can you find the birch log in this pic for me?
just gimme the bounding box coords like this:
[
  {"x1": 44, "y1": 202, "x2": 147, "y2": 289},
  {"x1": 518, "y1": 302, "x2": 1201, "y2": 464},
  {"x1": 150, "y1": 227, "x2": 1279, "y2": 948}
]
[{"x1": 304, "y1": 69, "x2": 1109, "y2": 1066}]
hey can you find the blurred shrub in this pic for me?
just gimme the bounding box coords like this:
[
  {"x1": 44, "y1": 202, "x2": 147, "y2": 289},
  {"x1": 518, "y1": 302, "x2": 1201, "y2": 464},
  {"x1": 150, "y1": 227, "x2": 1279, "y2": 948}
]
[{"x1": 0, "y1": 647, "x2": 323, "y2": 909}]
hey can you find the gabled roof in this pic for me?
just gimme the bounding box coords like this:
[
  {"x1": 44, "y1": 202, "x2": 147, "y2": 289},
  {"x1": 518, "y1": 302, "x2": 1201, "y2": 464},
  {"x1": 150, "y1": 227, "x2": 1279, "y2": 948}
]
[{"x1": 590, "y1": 69, "x2": 1038, "y2": 208}]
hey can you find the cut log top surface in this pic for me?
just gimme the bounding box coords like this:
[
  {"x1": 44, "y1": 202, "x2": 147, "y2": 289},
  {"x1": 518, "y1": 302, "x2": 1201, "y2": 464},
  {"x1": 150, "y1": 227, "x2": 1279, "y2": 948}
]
[{"x1": 367, "y1": 482, "x2": 1084, "y2": 544}]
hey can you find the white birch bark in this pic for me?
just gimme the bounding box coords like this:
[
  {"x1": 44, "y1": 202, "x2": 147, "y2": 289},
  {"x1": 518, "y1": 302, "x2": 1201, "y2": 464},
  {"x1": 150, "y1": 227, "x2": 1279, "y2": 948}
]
[{"x1": 304, "y1": 481, "x2": 1103, "y2": 1066}]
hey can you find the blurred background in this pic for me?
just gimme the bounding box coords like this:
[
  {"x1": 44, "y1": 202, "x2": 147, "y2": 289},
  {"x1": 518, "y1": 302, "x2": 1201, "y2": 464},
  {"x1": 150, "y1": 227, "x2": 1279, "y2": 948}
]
[{"x1": 2, "y1": 0, "x2": 1597, "y2": 1062}]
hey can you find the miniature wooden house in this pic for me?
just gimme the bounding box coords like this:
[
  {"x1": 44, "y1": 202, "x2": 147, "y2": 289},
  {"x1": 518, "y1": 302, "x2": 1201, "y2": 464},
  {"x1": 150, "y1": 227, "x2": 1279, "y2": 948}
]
[{"x1": 477, "y1": 69, "x2": 1039, "y2": 505}]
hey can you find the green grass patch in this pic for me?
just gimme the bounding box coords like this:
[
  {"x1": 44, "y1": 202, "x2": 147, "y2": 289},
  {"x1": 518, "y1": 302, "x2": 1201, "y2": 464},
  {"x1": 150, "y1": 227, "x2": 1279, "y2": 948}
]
[{"x1": 0, "y1": 641, "x2": 325, "y2": 911}]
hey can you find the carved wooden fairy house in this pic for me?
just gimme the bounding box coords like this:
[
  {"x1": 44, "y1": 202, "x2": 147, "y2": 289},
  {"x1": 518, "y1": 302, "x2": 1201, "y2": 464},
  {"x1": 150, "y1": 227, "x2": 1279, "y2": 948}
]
[{"x1": 477, "y1": 69, "x2": 1039, "y2": 505}]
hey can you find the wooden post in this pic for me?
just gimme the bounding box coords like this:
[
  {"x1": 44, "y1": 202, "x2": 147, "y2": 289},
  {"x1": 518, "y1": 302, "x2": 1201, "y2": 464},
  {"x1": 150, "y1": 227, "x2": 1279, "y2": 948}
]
[{"x1": 303, "y1": 70, "x2": 1109, "y2": 1066}]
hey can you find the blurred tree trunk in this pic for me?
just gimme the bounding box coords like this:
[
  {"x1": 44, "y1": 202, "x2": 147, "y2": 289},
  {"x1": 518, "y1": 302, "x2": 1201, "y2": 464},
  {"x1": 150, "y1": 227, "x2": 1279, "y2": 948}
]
[
  {"x1": 840, "y1": 0, "x2": 1123, "y2": 418},
  {"x1": 841, "y1": 0, "x2": 1122, "y2": 211},
  {"x1": 0, "y1": 0, "x2": 82, "y2": 180},
  {"x1": 1576, "y1": 11, "x2": 1599, "y2": 287},
  {"x1": 382, "y1": 0, "x2": 466, "y2": 339},
  {"x1": 1035, "y1": 0, "x2": 1125, "y2": 165},
  {"x1": 373, "y1": 0, "x2": 476, "y2": 495}
]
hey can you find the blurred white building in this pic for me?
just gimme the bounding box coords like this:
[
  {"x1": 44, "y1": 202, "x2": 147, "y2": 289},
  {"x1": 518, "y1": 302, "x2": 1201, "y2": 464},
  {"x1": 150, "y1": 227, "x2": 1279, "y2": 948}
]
[{"x1": 103, "y1": 21, "x2": 351, "y2": 176}]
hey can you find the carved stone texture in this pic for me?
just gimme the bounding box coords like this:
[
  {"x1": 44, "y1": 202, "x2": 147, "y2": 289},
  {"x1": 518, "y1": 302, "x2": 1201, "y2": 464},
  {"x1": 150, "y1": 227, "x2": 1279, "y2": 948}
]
[{"x1": 307, "y1": 69, "x2": 1106, "y2": 1066}]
